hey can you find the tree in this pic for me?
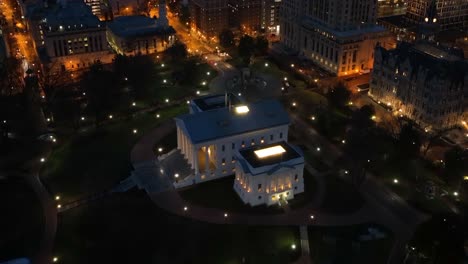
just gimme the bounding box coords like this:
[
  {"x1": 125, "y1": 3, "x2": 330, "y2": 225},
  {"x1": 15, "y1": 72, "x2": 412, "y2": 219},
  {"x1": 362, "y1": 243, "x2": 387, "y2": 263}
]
[
  {"x1": 351, "y1": 104, "x2": 375, "y2": 130},
  {"x1": 397, "y1": 124, "x2": 421, "y2": 160},
  {"x1": 327, "y1": 83, "x2": 350, "y2": 108},
  {"x1": 81, "y1": 62, "x2": 120, "y2": 126},
  {"x1": 443, "y1": 147, "x2": 467, "y2": 186},
  {"x1": 407, "y1": 213, "x2": 465, "y2": 264},
  {"x1": 114, "y1": 55, "x2": 154, "y2": 100},
  {"x1": 0, "y1": 57, "x2": 22, "y2": 96},
  {"x1": 255, "y1": 36, "x2": 269, "y2": 55},
  {"x1": 219, "y1": 29, "x2": 234, "y2": 48},
  {"x1": 238, "y1": 35, "x2": 255, "y2": 65},
  {"x1": 164, "y1": 41, "x2": 188, "y2": 61},
  {"x1": 179, "y1": 5, "x2": 190, "y2": 25}
]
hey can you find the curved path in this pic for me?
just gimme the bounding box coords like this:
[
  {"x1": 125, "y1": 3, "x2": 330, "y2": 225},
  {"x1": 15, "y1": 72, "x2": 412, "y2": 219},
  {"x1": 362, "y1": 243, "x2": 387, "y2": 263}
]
[{"x1": 130, "y1": 120, "x2": 427, "y2": 264}]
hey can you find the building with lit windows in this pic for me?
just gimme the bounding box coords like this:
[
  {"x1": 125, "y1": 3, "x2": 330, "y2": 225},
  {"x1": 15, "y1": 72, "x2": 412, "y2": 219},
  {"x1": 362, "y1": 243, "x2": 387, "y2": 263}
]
[
  {"x1": 228, "y1": 0, "x2": 261, "y2": 34},
  {"x1": 107, "y1": 16, "x2": 176, "y2": 56},
  {"x1": 280, "y1": 0, "x2": 396, "y2": 76},
  {"x1": 33, "y1": 0, "x2": 113, "y2": 71},
  {"x1": 406, "y1": 0, "x2": 467, "y2": 30},
  {"x1": 234, "y1": 141, "x2": 304, "y2": 206},
  {"x1": 261, "y1": 0, "x2": 281, "y2": 35},
  {"x1": 369, "y1": 41, "x2": 468, "y2": 130},
  {"x1": 377, "y1": 0, "x2": 406, "y2": 18},
  {"x1": 189, "y1": 0, "x2": 229, "y2": 39},
  {"x1": 171, "y1": 94, "x2": 305, "y2": 206}
]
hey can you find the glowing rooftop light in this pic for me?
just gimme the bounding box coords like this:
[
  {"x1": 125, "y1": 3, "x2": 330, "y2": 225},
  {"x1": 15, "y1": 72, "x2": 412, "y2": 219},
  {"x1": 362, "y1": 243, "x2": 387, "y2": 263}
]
[
  {"x1": 235, "y1": 105, "x2": 250, "y2": 114},
  {"x1": 254, "y1": 145, "x2": 286, "y2": 158}
]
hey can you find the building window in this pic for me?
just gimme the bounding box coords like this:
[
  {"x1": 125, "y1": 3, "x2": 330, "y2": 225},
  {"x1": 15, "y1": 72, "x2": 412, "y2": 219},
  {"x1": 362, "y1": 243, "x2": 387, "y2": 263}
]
[
  {"x1": 231, "y1": 157, "x2": 235, "y2": 163},
  {"x1": 260, "y1": 137, "x2": 264, "y2": 144},
  {"x1": 232, "y1": 143, "x2": 235, "y2": 149},
  {"x1": 258, "y1": 184, "x2": 262, "y2": 191},
  {"x1": 251, "y1": 139, "x2": 255, "y2": 146},
  {"x1": 294, "y1": 186, "x2": 297, "y2": 190},
  {"x1": 295, "y1": 174, "x2": 298, "y2": 181},
  {"x1": 279, "y1": 132, "x2": 283, "y2": 139},
  {"x1": 222, "y1": 145, "x2": 225, "y2": 152},
  {"x1": 258, "y1": 196, "x2": 262, "y2": 200},
  {"x1": 270, "y1": 135, "x2": 274, "y2": 141},
  {"x1": 241, "y1": 141, "x2": 245, "y2": 148},
  {"x1": 222, "y1": 158, "x2": 226, "y2": 165}
]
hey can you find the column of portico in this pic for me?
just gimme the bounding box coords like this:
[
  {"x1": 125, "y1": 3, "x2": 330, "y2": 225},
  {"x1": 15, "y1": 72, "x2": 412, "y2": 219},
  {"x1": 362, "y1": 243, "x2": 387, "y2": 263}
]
[
  {"x1": 193, "y1": 146, "x2": 199, "y2": 176},
  {"x1": 205, "y1": 145, "x2": 210, "y2": 174}
]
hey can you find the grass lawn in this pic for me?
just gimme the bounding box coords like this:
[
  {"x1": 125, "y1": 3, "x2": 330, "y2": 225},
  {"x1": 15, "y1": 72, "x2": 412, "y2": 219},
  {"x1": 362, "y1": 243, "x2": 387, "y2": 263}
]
[
  {"x1": 41, "y1": 105, "x2": 187, "y2": 201},
  {"x1": 179, "y1": 176, "x2": 285, "y2": 215},
  {"x1": 0, "y1": 177, "x2": 43, "y2": 262},
  {"x1": 289, "y1": 169, "x2": 319, "y2": 209},
  {"x1": 320, "y1": 173, "x2": 364, "y2": 214},
  {"x1": 55, "y1": 190, "x2": 300, "y2": 264},
  {"x1": 147, "y1": 60, "x2": 216, "y2": 104},
  {"x1": 308, "y1": 224, "x2": 394, "y2": 264}
]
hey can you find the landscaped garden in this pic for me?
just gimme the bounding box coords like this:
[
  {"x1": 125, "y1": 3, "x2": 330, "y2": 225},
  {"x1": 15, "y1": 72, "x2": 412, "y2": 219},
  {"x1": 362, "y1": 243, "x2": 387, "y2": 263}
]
[{"x1": 42, "y1": 105, "x2": 187, "y2": 201}]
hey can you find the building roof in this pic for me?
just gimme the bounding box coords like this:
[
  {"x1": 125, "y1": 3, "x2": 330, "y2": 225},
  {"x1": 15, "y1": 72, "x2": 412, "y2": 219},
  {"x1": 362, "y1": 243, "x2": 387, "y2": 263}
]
[
  {"x1": 236, "y1": 141, "x2": 304, "y2": 176},
  {"x1": 108, "y1": 15, "x2": 175, "y2": 39},
  {"x1": 376, "y1": 41, "x2": 467, "y2": 86},
  {"x1": 175, "y1": 99, "x2": 290, "y2": 144},
  {"x1": 191, "y1": 93, "x2": 243, "y2": 112},
  {"x1": 378, "y1": 14, "x2": 416, "y2": 29},
  {"x1": 43, "y1": 0, "x2": 103, "y2": 32}
]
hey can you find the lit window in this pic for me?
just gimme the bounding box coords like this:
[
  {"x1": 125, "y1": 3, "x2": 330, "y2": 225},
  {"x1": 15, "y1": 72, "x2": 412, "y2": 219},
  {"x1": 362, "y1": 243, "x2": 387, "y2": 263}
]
[
  {"x1": 222, "y1": 158, "x2": 226, "y2": 165},
  {"x1": 251, "y1": 139, "x2": 255, "y2": 146}
]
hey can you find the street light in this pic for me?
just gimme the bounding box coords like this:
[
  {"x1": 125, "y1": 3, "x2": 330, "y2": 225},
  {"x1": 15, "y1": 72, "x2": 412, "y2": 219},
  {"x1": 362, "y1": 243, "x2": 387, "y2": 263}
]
[
  {"x1": 158, "y1": 147, "x2": 163, "y2": 152},
  {"x1": 264, "y1": 63, "x2": 269, "y2": 67},
  {"x1": 109, "y1": 115, "x2": 113, "y2": 119},
  {"x1": 453, "y1": 191, "x2": 459, "y2": 197},
  {"x1": 183, "y1": 206, "x2": 188, "y2": 211},
  {"x1": 224, "y1": 212, "x2": 228, "y2": 218},
  {"x1": 311, "y1": 116, "x2": 316, "y2": 121},
  {"x1": 341, "y1": 140, "x2": 346, "y2": 144},
  {"x1": 57, "y1": 204, "x2": 61, "y2": 209},
  {"x1": 55, "y1": 196, "x2": 60, "y2": 200},
  {"x1": 132, "y1": 102, "x2": 136, "y2": 106},
  {"x1": 175, "y1": 173, "x2": 179, "y2": 178},
  {"x1": 53, "y1": 257, "x2": 58, "y2": 262},
  {"x1": 81, "y1": 117, "x2": 85, "y2": 121},
  {"x1": 316, "y1": 147, "x2": 321, "y2": 152},
  {"x1": 133, "y1": 129, "x2": 138, "y2": 134},
  {"x1": 156, "y1": 114, "x2": 160, "y2": 118},
  {"x1": 161, "y1": 63, "x2": 165, "y2": 67},
  {"x1": 393, "y1": 179, "x2": 399, "y2": 184},
  {"x1": 165, "y1": 98, "x2": 170, "y2": 103},
  {"x1": 196, "y1": 90, "x2": 200, "y2": 95},
  {"x1": 40, "y1": 157, "x2": 45, "y2": 163},
  {"x1": 310, "y1": 215, "x2": 315, "y2": 219},
  {"x1": 291, "y1": 244, "x2": 296, "y2": 250}
]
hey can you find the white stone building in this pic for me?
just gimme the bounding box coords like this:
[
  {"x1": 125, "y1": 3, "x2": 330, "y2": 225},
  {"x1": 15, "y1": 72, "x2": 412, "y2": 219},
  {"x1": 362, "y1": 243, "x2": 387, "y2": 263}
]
[
  {"x1": 173, "y1": 94, "x2": 305, "y2": 206},
  {"x1": 234, "y1": 141, "x2": 304, "y2": 206}
]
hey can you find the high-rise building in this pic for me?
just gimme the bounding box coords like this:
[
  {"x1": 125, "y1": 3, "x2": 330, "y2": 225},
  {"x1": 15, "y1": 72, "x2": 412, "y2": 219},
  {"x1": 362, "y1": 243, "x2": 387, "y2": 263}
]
[
  {"x1": 228, "y1": 0, "x2": 262, "y2": 34},
  {"x1": 406, "y1": 0, "x2": 467, "y2": 30},
  {"x1": 377, "y1": 0, "x2": 406, "y2": 18},
  {"x1": 369, "y1": 42, "x2": 467, "y2": 130},
  {"x1": 261, "y1": 0, "x2": 281, "y2": 35},
  {"x1": 280, "y1": 0, "x2": 395, "y2": 76},
  {"x1": 189, "y1": 0, "x2": 229, "y2": 39}
]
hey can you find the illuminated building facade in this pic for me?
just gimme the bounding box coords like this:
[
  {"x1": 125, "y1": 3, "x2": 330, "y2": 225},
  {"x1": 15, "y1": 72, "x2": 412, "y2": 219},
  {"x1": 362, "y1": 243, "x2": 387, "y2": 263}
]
[
  {"x1": 173, "y1": 95, "x2": 305, "y2": 205},
  {"x1": 107, "y1": 15, "x2": 176, "y2": 56},
  {"x1": 234, "y1": 141, "x2": 304, "y2": 206},
  {"x1": 37, "y1": 0, "x2": 113, "y2": 71},
  {"x1": 261, "y1": 0, "x2": 281, "y2": 35},
  {"x1": 377, "y1": 0, "x2": 406, "y2": 18},
  {"x1": 406, "y1": 0, "x2": 467, "y2": 30},
  {"x1": 280, "y1": 0, "x2": 396, "y2": 76},
  {"x1": 369, "y1": 42, "x2": 468, "y2": 130},
  {"x1": 228, "y1": 0, "x2": 261, "y2": 34},
  {"x1": 189, "y1": 0, "x2": 229, "y2": 39}
]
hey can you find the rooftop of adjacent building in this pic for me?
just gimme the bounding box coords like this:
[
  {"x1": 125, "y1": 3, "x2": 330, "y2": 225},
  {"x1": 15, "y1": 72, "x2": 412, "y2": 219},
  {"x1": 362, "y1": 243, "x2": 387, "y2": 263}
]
[
  {"x1": 107, "y1": 15, "x2": 175, "y2": 39},
  {"x1": 175, "y1": 99, "x2": 290, "y2": 144},
  {"x1": 302, "y1": 16, "x2": 387, "y2": 39},
  {"x1": 27, "y1": 0, "x2": 103, "y2": 32},
  {"x1": 377, "y1": 41, "x2": 467, "y2": 83},
  {"x1": 191, "y1": 93, "x2": 243, "y2": 113},
  {"x1": 238, "y1": 141, "x2": 302, "y2": 170}
]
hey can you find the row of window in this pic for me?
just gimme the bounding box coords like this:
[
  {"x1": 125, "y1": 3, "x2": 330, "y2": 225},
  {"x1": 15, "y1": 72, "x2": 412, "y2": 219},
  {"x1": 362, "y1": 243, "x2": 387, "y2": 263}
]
[{"x1": 220, "y1": 133, "x2": 284, "y2": 152}]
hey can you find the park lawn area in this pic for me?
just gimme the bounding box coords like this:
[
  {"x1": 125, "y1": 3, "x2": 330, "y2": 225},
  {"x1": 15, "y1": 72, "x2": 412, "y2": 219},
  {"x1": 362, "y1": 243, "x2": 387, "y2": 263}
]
[
  {"x1": 320, "y1": 173, "x2": 364, "y2": 214},
  {"x1": 41, "y1": 105, "x2": 187, "y2": 201},
  {"x1": 55, "y1": 190, "x2": 300, "y2": 264},
  {"x1": 147, "y1": 60, "x2": 216, "y2": 103},
  {"x1": 289, "y1": 169, "x2": 319, "y2": 209},
  {"x1": 0, "y1": 177, "x2": 43, "y2": 262},
  {"x1": 308, "y1": 224, "x2": 394, "y2": 264},
  {"x1": 179, "y1": 176, "x2": 285, "y2": 215}
]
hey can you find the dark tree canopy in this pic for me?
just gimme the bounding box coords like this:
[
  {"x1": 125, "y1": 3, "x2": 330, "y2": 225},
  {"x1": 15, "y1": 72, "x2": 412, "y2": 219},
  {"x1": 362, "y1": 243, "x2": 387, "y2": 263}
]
[
  {"x1": 114, "y1": 55, "x2": 154, "y2": 100},
  {"x1": 443, "y1": 147, "x2": 467, "y2": 186},
  {"x1": 327, "y1": 83, "x2": 351, "y2": 108},
  {"x1": 164, "y1": 42, "x2": 188, "y2": 61},
  {"x1": 179, "y1": 5, "x2": 190, "y2": 25},
  {"x1": 255, "y1": 36, "x2": 269, "y2": 55},
  {"x1": 408, "y1": 213, "x2": 466, "y2": 264},
  {"x1": 219, "y1": 29, "x2": 235, "y2": 48},
  {"x1": 238, "y1": 35, "x2": 255, "y2": 65},
  {"x1": 397, "y1": 124, "x2": 421, "y2": 160}
]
